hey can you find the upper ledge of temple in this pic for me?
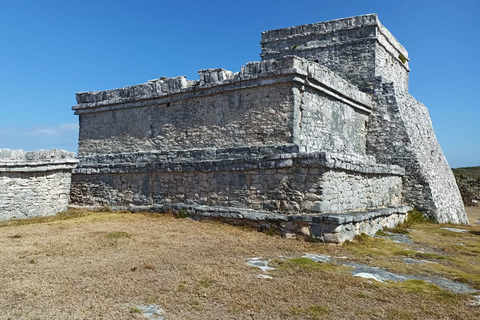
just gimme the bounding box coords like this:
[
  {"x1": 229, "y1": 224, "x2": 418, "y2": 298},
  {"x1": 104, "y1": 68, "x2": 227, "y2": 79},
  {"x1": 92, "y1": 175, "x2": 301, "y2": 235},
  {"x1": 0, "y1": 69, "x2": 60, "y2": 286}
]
[
  {"x1": 74, "y1": 56, "x2": 372, "y2": 112},
  {"x1": 260, "y1": 13, "x2": 408, "y2": 62}
]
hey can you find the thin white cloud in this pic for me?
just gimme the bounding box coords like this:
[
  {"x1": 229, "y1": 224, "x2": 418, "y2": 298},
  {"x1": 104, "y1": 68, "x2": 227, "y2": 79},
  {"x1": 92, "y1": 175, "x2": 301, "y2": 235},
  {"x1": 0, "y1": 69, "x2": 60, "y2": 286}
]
[
  {"x1": 26, "y1": 123, "x2": 79, "y2": 137},
  {"x1": 30, "y1": 128, "x2": 57, "y2": 136},
  {"x1": 0, "y1": 123, "x2": 79, "y2": 153},
  {"x1": 59, "y1": 123, "x2": 79, "y2": 131}
]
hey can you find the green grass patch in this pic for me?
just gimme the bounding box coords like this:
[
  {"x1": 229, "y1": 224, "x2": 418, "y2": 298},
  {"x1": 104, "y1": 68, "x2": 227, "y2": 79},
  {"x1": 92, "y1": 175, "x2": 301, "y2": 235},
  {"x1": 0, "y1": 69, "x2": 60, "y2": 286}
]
[
  {"x1": 400, "y1": 208, "x2": 433, "y2": 227},
  {"x1": 199, "y1": 278, "x2": 214, "y2": 288},
  {"x1": 393, "y1": 249, "x2": 447, "y2": 261},
  {"x1": 173, "y1": 210, "x2": 188, "y2": 219},
  {"x1": 105, "y1": 231, "x2": 131, "y2": 239},
  {"x1": 386, "y1": 309, "x2": 416, "y2": 320},
  {"x1": 375, "y1": 230, "x2": 388, "y2": 236},
  {"x1": 266, "y1": 227, "x2": 281, "y2": 237},
  {"x1": 389, "y1": 280, "x2": 456, "y2": 300},
  {"x1": 275, "y1": 258, "x2": 337, "y2": 272},
  {"x1": 344, "y1": 233, "x2": 404, "y2": 257},
  {"x1": 289, "y1": 305, "x2": 329, "y2": 319},
  {"x1": 384, "y1": 227, "x2": 410, "y2": 234},
  {"x1": 129, "y1": 307, "x2": 141, "y2": 314}
]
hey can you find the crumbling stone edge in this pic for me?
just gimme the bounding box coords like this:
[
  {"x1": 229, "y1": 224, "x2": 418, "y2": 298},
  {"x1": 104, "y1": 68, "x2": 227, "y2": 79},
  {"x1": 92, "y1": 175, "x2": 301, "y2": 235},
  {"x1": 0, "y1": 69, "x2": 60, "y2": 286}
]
[{"x1": 69, "y1": 204, "x2": 412, "y2": 243}]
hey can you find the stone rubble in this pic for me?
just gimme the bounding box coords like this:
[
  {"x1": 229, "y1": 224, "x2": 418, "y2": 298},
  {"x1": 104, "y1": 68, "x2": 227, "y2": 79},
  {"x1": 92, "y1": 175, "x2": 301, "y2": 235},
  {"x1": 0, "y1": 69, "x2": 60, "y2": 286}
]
[
  {"x1": 136, "y1": 304, "x2": 165, "y2": 320},
  {"x1": 246, "y1": 258, "x2": 275, "y2": 273},
  {"x1": 440, "y1": 227, "x2": 469, "y2": 233}
]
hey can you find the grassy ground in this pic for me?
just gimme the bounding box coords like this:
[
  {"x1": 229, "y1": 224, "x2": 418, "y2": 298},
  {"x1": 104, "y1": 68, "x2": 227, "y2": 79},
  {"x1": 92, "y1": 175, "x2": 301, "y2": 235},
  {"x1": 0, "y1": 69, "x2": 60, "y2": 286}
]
[{"x1": 0, "y1": 208, "x2": 479, "y2": 319}]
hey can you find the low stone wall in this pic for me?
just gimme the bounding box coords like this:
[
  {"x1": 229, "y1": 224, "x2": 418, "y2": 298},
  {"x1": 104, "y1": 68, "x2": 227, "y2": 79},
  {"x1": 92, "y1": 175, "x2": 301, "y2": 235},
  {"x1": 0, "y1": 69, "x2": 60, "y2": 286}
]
[{"x1": 0, "y1": 149, "x2": 78, "y2": 220}]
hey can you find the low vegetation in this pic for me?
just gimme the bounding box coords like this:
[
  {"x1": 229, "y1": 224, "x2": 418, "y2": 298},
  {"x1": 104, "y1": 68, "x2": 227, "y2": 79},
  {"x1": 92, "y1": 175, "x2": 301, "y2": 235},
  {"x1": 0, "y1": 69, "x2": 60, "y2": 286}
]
[
  {"x1": 453, "y1": 166, "x2": 480, "y2": 206},
  {"x1": 0, "y1": 208, "x2": 478, "y2": 319}
]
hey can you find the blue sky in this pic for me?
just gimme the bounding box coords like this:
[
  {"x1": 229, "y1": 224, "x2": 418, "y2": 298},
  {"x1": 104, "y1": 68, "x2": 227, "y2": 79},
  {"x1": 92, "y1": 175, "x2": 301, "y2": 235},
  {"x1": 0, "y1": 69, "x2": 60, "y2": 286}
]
[{"x1": 0, "y1": 0, "x2": 478, "y2": 168}]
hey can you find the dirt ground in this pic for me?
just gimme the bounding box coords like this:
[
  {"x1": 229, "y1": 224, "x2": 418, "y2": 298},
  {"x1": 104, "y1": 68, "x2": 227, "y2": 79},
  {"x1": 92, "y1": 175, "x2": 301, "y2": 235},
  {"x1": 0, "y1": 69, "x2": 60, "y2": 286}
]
[
  {"x1": 0, "y1": 209, "x2": 478, "y2": 320},
  {"x1": 466, "y1": 206, "x2": 480, "y2": 224}
]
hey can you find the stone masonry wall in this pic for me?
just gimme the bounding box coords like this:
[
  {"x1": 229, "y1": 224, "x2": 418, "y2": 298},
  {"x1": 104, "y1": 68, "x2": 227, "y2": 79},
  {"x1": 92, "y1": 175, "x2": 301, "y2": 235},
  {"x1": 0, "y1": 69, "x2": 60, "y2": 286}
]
[
  {"x1": 0, "y1": 149, "x2": 78, "y2": 220},
  {"x1": 74, "y1": 56, "x2": 373, "y2": 158},
  {"x1": 72, "y1": 56, "x2": 384, "y2": 220},
  {"x1": 298, "y1": 87, "x2": 369, "y2": 156},
  {"x1": 78, "y1": 83, "x2": 294, "y2": 156},
  {"x1": 260, "y1": 17, "x2": 378, "y2": 91},
  {"x1": 260, "y1": 14, "x2": 467, "y2": 224},
  {"x1": 71, "y1": 150, "x2": 403, "y2": 214},
  {"x1": 366, "y1": 81, "x2": 468, "y2": 223},
  {"x1": 397, "y1": 94, "x2": 465, "y2": 223},
  {"x1": 260, "y1": 14, "x2": 410, "y2": 93}
]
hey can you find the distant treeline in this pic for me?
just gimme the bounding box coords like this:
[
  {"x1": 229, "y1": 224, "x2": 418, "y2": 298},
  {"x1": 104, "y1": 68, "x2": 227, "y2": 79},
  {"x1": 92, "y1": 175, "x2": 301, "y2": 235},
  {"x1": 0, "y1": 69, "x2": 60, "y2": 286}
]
[{"x1": 452, "y1": 166, "x2": 480, "y2": 206}]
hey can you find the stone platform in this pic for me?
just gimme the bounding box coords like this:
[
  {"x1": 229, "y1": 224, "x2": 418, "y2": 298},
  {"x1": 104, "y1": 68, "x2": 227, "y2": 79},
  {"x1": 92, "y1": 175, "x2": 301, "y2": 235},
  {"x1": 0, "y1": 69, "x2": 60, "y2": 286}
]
[
  {"x1": 71, "y1": 148, "x2": 404, "y2": 214},
  {"x1": 70, "y1": 203, "x2": 411, "y2": 243},
  {"x1": 69, "y1": 14, "x2": 467, "y2": 243}
]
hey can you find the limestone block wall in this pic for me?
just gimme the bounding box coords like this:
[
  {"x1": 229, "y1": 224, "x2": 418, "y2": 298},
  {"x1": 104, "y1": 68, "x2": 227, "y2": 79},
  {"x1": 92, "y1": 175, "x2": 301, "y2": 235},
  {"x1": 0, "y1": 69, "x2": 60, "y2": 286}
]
[
  {"x1": 366, "y1": 84, "x2": 467, "y2": 223},
  {"x1": 72, "y1": 56, "x2": 381, "y2": 215},
  {"x1": 0, "y1": 149, "x2": 78, "y2": 220},
  {"x1": 74, "y1": 56, "x2": 373, "y2": 158},
  {"x1": 397, "y1": 94, "x2": 465, "y2": 223},
  {"x1": 77, "y1": 83, "x2": 294, "y2": 156},
  {"x1": 298, "y1": 88, "x2": 369, "y2": 155},
  {"x1": 260, "y1": 14, "x2": 409, "y2": 93},
  {"x1": 260, "y1": 14, "x2": 467, "y2": 224},
  {"x1": 71, "y1": 150, "x2": 403, "y2": 214}
]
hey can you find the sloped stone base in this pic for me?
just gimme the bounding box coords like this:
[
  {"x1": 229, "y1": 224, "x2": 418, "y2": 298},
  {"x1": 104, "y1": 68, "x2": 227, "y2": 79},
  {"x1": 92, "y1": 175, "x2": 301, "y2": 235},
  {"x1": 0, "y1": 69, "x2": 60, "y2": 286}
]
[{"x1": 70, "y1": 203, "x2": 411, "y2": 244}]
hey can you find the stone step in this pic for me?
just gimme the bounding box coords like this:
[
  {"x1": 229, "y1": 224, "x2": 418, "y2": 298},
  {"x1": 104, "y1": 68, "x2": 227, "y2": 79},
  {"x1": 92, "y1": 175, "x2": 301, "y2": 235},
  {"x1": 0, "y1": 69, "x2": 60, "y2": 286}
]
[{"x1": 69, "y1": 203, "x2": 411, "y2": 244}]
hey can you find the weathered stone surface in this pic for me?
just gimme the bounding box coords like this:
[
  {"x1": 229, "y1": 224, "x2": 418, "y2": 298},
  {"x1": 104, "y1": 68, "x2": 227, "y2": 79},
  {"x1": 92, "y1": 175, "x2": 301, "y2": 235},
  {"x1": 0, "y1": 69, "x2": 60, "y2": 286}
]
[
  {"x1": 69, "y1": 13, "x2": 467, "y2": 242},
  {"x1": 0, "y1": 149, "x2": 78, "y2": 220},
  {"x1": 260, "y1": 14, "x2": 466, "y2": 224},
  {"x1": 260, "y1": 14, "x2": 409, "y2": 93},
  {"x1": 69, "y1": 202, "x2": 410, "y2": 244},
  {"x1": 70, "y1": 148, "x2": 403, "y2": 215},
  {"x1": 366, "y1": 70, "x2": 467, "y2": 223},
  {"x1": 74, "y1": 56, "x2": 372, "y2": 158}
]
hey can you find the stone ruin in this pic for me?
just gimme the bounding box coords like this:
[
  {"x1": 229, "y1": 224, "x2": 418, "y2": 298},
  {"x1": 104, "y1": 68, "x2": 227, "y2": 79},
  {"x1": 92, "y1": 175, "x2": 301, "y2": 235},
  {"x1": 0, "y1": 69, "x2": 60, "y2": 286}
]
[
  {"x1": 0, "y1": 14, "x2": 468, "y2": 242},
  {"x1": 0, "y1": 149, "x2": 77, "y2": 220}
]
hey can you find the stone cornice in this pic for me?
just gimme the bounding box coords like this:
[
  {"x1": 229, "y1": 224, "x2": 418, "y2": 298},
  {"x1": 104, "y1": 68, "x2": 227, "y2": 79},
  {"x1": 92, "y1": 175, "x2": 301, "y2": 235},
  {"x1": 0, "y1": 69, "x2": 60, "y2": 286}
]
[
  {"x1": 260, "y1": 13, "x2": 409, "y2": 72},
  {"x1": 0, "y1": 149, "x2": 78, "y2": 173},
  {"x1": 74, "y1": 149, "x2": 404, "y2": 176},
  {"x1": 73, "y1": 56, "x2": 372, "y2": 115}
]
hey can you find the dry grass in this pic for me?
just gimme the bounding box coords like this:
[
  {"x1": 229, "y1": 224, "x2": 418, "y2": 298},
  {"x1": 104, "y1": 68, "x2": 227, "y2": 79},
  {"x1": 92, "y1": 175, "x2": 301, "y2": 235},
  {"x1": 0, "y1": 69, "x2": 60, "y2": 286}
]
[
  {"x1": 0, "y1": 208, "x2": 479, "y2": 319},
  {"x1": 466, "y1": 206, "x2": 480, "y2": 224}
]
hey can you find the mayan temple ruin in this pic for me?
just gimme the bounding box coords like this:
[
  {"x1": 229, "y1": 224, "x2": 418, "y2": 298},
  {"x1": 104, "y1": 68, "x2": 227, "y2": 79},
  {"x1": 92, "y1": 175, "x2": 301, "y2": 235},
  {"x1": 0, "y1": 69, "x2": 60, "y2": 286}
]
[{"x1": 1, "y1": 14, "x2": 467, "y2": 242}]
